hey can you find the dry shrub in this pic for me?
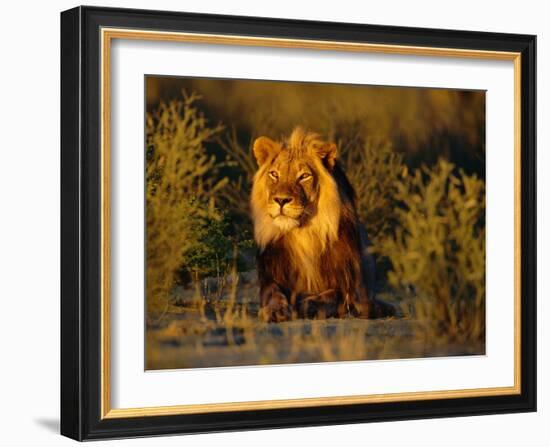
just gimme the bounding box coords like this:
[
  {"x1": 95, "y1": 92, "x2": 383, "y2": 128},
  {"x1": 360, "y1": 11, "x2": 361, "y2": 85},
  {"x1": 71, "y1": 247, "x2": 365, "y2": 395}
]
[
  {"x1": 145, "y1": 93, "x2": 226, "y2": 314},
  {"x1": 215, "y1": 128, "x2": 257, "y2": 228},
  {"x1": 377, "y1": 160, "x2": 485, "y2": 344},
  {"x1": 339, "y1": 136, "x2": 405, "y2": 244}
]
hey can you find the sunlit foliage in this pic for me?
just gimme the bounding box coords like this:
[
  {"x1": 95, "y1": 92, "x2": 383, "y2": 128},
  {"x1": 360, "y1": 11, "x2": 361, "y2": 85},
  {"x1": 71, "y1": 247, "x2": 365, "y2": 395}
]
[
  {"x1": 145, "y1": 94, "x2": 226, "y2": 313},
  {"x1": 377, "y1": 160, "x2": 485, "y2": 344}
]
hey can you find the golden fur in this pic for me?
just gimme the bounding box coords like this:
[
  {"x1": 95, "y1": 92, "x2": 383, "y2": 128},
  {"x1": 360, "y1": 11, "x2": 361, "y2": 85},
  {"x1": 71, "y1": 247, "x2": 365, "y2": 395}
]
[
  {"x1": 251, "y1": 128, "x2": 341, "y2": 291},
  {"x1": 251, "y1": 127, "x2": 395, "y2": 322}
]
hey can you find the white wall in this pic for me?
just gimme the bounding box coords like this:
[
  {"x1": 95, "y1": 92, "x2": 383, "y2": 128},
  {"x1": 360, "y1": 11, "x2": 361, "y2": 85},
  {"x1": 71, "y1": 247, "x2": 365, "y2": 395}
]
[{"x1": 0, "y1": 0, "x2": 545, "y2": 445}]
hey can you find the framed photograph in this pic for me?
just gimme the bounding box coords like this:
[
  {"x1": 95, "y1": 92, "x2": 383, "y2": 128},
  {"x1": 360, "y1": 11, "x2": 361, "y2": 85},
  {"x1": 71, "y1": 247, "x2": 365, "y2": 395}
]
[{"x1": 60, "y1": 6, "x2": 536, "y2": 441}]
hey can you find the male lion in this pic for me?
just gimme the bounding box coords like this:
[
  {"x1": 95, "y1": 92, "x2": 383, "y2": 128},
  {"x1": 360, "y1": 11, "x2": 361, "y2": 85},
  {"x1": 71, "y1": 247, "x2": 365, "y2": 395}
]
[{"x1": 251, "y1": 127, "x2": 395, "y2": 323}]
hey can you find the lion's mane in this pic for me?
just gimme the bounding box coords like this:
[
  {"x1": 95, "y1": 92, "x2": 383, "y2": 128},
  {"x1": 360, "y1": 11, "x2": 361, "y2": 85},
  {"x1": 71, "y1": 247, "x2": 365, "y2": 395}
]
[{"x1": 250, "y1": 128, "x2": 392, "y2": 321}]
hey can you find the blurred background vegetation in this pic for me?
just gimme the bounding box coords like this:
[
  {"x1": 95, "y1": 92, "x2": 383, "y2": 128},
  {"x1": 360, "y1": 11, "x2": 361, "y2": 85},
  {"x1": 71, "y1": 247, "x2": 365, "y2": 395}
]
[{"x1": 145, "y1": 76, "x2": 486, "y2": 368}]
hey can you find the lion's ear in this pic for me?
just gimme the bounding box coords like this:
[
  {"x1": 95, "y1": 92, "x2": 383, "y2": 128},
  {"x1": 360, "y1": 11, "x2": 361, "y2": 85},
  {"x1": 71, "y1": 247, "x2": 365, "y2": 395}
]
[
  {"x1": 315, "y1": 142, "x2": 338, "y2": 169},
  {"x1": 253, "y1": 136, "x2": 279, "y2": 166}
]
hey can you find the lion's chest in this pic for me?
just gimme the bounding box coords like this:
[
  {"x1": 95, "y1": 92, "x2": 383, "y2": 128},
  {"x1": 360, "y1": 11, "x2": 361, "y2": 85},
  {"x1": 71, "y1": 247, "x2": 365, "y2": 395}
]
[{"x1": 280, "y1": 230, "x2": 331, "y2": 294}]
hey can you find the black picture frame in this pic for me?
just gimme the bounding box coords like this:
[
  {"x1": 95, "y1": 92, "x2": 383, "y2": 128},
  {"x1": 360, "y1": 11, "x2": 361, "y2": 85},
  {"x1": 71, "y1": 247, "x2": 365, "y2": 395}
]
[{"x1": 61, "y1": 5, "x2": 536, "y2": 441}]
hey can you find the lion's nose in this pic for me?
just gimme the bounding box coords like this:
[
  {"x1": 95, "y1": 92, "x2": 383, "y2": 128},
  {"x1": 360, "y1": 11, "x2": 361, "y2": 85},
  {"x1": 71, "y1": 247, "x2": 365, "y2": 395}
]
[{"x1": 274, "y1": 196, "x2": 293, "y2": 207}]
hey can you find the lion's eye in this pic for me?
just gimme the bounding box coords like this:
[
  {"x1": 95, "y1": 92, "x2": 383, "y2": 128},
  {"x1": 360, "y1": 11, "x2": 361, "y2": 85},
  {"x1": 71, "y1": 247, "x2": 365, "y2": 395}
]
[
  {"x1": 298, "y1": 173, "x2": 311, "y2": 181},
  {"x1": 268, "y1": 171, "x2": 279, "y2": 180}
]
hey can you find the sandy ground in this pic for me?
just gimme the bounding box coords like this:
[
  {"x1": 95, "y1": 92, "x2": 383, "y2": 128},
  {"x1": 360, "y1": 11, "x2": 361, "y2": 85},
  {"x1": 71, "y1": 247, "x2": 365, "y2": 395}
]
[{"x1": 146, "y1": 276, "x2": 484, "y2": 370}]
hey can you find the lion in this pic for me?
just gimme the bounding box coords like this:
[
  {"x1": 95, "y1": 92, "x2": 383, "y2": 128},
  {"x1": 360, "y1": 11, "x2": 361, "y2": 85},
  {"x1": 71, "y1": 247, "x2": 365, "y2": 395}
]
[{"x1": 251, "y1": 127, "x2": 395, "y2": 323}]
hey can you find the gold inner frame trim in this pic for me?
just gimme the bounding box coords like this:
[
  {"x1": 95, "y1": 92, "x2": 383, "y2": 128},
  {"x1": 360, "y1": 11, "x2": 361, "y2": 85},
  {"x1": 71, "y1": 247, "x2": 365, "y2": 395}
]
[{"x1": 100, "y1": 27, "x2": 522, "y2": 419}]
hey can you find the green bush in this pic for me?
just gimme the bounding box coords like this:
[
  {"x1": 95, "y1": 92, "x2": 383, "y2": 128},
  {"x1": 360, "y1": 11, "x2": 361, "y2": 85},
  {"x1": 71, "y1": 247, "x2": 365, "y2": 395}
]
[{"x1": 179, "y1": 207, "x2": 254, "y2": 283}]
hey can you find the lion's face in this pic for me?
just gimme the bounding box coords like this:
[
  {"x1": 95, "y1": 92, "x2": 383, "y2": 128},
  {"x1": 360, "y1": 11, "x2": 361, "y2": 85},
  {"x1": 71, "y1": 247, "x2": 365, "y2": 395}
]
[
  {"x1": 251, "y1": 128, "x2": 341, "y2": 249},
  {"x1": 264, "y1": 149, "x2": 319, "y2": 231}
]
